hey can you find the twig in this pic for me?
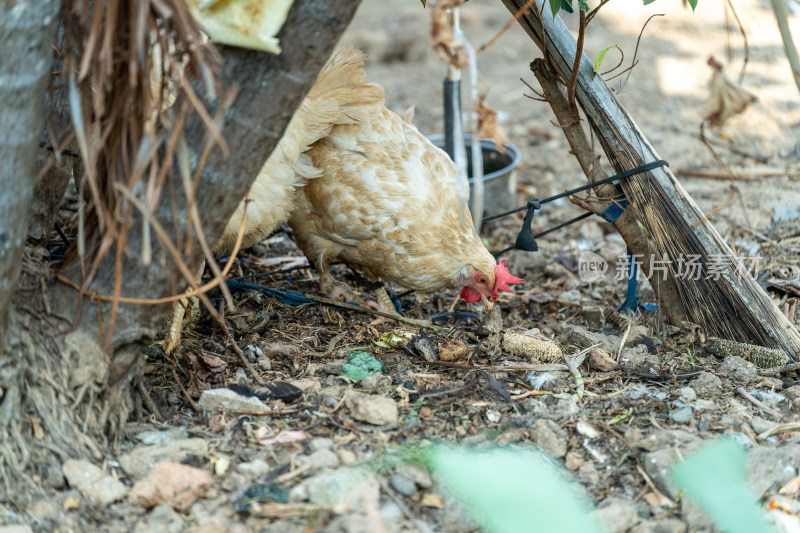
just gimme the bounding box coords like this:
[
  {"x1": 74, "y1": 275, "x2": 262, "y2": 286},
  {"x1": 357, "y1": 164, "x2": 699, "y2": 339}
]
[
  {"x1": 217, "y1": 406, "x2": 302, "y2": 416},
  {"x1": 725, "y1": 0, "x2": 749, "y2": 84},
  {"x1": 757, "y1": 421, "x2": 800, "y2": 440},
  {"x1": 737, "y1": 386, "x2": 782, "y2": 418},
  {"x1": 636, "y1": 463, "x2": 676, "y2": 507},
  {"x1": 564, "y1": 343, "x2": 596, "y2": 400},
  {"x1": 304, "y1": 294, "x2": 448, "y2": 332},
  {"x1": 621, "y1": 14, "x2": 664, "y2": 88},
  {"x1": 617, "y1": 318, "x2": 633, "y2": 362},
  {"x1": 566, "y1": 9, "x2": 586, "y2": 115},
  {"x1": 418, "y1": 360, "x2": 569, "y2": 372},
  {"x1": 172, "y1": 365, "x2": 199, "y2": 412},
  {"x1": 477, "y1": 0, "x2": 538, "y2": 54}
]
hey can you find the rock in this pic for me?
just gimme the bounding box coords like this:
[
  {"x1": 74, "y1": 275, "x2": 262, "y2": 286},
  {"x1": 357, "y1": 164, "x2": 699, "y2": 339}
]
[
  {"x1": 486, "y1": 410, "x2": 501, "y2": 423},
  {"x1": 310, "y1": 437, "x2": 334, "y2": 451},
  {"x1": 577, "y1": 462, "x2": 599, "y2": 485},
  {"x1": 749, "y1": 416, "x2": 777, "y2": 435},
  {"x1": 236, "y1": 458, "x2": 271, "y2": 477},
  {"x1": 197, "y1": 388, "x2": 269, "y2": 412},
  {"x1": 629, "y1": 518, "x2": 686, "y2": 533},
  {"x1": 746, "y1": 444, "x2": 800, "y2": 497},
  {"x1": 669, "y1": 406, "x2": 694, "y2": 424},
  {"x1": 324, "y1": 514, "x2": 373, "y2": 533},
  {"x1": 297, "y1": 448, "x2": 340, "y2": 471},
  {"x1": 719, "y1": 356, "x2": 758, "y2": 385},
  {"x1": 62, "y1": 459, "x2": 127, "y2": 505},
  {"x1": 560, "y1": 325, "x2": 620, "y2": 352},
  {"x1": 338, "y1": 449, "x2": 357, "y2": 465},
  {"x1": 689, "y1": 372, "x2": 724, "y2": 396},
  {"x1": 522, "y1": 393, "x2": 579, "y2": 420},
  {"x1": 587, "y1": 348, "x2": 619, "y2": 371},
  {"x1": 590, "y1": 497, "x2": 640, "y2": 533},
  {"x1": 782, "y1": 385, "x2": 800, "y2": 402},
  {"x1": 677, "y1": 387, "x2": 697, "y2": 403},
  {"x1": 305, "y1": 467, "x2": 379, "y2": 512},
  {"x1": 379, "y1": 501, "x2": 403, "y2": 522},
  {"x1": 529, "y1": 419, "x2": 568, "y2": 458},
  {"x1": 581, "y1": 306, "x2": 605, "y2": 326},
  {"x1": 565, "y1": 451, "x2": 584, "y2": 471},
  {"x1": 132, "y1": 505, "x2": 184, "y2": 533},
  {"x1": 619, "y1": 345, "x2": 661, "y2": 373},
  {"x1": 128, "y1": 462, "x2": 211, "y2": 511},
  {"x1": 135, "y1": 427, "x2": 188, "y2": 445},
  {"x1": 394, "y1": 463, "x2": 432, "y2": 489},
  {"x1": 119, "y1": 438, "x2": 209, "y2": 480},
  {"x1": 389, "y1": 474, "x2": 417, "y2": 496},
  {"x1": 631, "y1": 429, "x2": 699, "y2": 452},
  {"x1": 359, "y1": 373, "x2": 391, "y2": 390},
  {"x1": 345, "y1": 392, "x2": 398, "y2": 426},
  {"x1": 642, "y1": 445, "x2": 710, "y2": 499}
]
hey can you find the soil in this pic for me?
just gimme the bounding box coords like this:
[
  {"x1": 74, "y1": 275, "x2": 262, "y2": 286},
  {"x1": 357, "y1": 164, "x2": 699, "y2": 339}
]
[{"x1": 3, "y1": 1, "x2": 800, "y2": 532}]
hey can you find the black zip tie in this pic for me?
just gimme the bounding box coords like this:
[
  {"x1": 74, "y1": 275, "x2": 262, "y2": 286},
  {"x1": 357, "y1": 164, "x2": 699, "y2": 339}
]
[
  {"x1": 488, "y1": 160, "x2": 668, "y2": 258},
  {"x1": 483, "y1": 159, "x2": 668, "y2": 223}
]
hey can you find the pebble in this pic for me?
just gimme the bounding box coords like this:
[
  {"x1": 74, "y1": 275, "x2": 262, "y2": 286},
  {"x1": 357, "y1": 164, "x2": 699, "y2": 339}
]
[
  {"x1": 296, "y1": 448, "x2": 340, "y2": 471},
  {"x1": 345, "y1": 391, "x2": 398, "y2": 426},
  {"x1": 746, "y1": 444, "x2": 800, "y2": 497},
  {"x1": 669, "y1": 406, "x2": 694, "y2": 424},
  {"x1": 197, "y1": 388, "x2": 269, "y2": 412},
  {"x1": 676, "y1": 387, "x2": 696, "y2": 403},
  {"x1": 394, "y1": 463, "x2": 432, "y2": 489},
  {"x1": 578, "y1": 462, "x2": 599, "y2": 485},
  {"x1": 118, "y1": 438, "x2": 209, "y2": 480},
  {"x1": 719, "y1": 356, "x2": 758, "y2": 385},
  {"x1": 360, "y1": 372, "x2": 391, "y2": 390},
  {"x1": 590, "y1": 497, "x2": 640, "y2": 533},
  {"x1": 379, "y1": 501, "x2": 403, "y2": 521},
  {"x1": 132, "y1": 505, "x2": 184, "y2": 533},
  {"x1": 486, "y1": 410, "x2": 501, "y2": 423},
  {"x1": 782, "y1": 385, "x2": 800, "y2": 402},
  {"x1": 389, "y1": 474, "x2": 417, "y2": 496},
  {"x1": 305, "y1": 467, "x2": 379, "y2": 511},
  {"x1": 310, "y1": 437, "x2": 334, "y2": 451},
  {"x1": 338, "y1": 449, "x2": 357, "y2": 465},
  {"x1": 135, "y1": 427, "x2": 188, "y2": 445},
  {"x1": 689, "y1": 372, "x2": 724, "y2": 396},
  {"x1": 529, "y1": 419, "x2": 568, "y2": 458},
  {"x1": 522, "y1": 393, "x2": 579, "y2": 420},
  {"x1": 0, "y1": 527, "x2": 33, "y2": 533},
  {"x1": 565, "y1": 450, "x2": 584, "y2": 471},
  {"x1": 629, "y1": 518, "x2": 685, "y2": 533},
  {"x1": 560, "y1": 325, "x2": 621, "y2": 352},
  {"x1": 127, "y1": 461, "x2": 211, "y2": 511},
  {"x1": 62, "y1": 459, "x2": 127, "y2": 505},
  {"x1": 631, "y1": 429, "x2": 699, "y2": 452},
  {"x1": 236, "y1": 458, "x2": 271, "y2": 477}
]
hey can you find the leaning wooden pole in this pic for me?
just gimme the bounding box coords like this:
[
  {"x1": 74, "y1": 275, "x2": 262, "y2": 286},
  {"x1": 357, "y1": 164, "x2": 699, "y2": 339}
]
[{"x1": 502, "y1": 0, "x2": 800, "y2": 360}]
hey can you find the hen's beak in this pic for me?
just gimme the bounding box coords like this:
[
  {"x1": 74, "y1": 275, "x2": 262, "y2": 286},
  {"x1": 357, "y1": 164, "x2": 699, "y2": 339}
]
[{"x1": 482, "y1": 294, "x2": 494, "y2": 312}]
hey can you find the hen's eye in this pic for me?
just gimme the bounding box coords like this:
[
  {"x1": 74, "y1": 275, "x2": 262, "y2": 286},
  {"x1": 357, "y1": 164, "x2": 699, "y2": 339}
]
[{"x1": 480, "y1": 277, "x2": 486, "y2": 283}]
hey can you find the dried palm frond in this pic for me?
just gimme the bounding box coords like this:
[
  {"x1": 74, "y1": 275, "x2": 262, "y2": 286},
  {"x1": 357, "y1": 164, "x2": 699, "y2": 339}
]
[{"x1": 54, "y1": 0, "x2": 227, "y2": 348}]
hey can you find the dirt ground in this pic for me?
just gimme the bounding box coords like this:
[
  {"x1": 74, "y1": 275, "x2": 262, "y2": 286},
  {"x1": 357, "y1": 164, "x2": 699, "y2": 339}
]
[{"x1": 4, "y1": 1, "x2": 800, "y2": 532}]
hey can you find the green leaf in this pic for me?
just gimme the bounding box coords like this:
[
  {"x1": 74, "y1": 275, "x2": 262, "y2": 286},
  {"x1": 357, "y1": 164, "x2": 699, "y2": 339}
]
[
  {"x1": 671, "y1": 438, "x2": 774, "y2": 533},
  {"x1": 593, "y1": 45, "x2": 616, "y2": 73},
  {"x1": 687, "y1": 0, "x2": 698, "y2": 10},
  {"x1": 549, "y1": 0, "x2": 561, "y2": 16},
  {"x1": 426, "y1": 446, "x2": 603, "y2": 533},
  {"x1": 560, "y1": 0, "x2": 574, "y2": 13},
  {"x1": 578, "y1": 0, "x2": 589, "y2": 9},
  {"x1": 420, "y1": 0, "x2": 426, "y2": 6},
  {"x1": 340, "y1": 350, "x2": 383, "y2": 381},
  {"x1": 642, "y1": 0, "x2": 656, "y2": 4}
]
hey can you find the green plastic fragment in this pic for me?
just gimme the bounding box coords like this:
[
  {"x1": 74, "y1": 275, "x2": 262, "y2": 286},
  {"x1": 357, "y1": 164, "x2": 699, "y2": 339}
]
[{"x1": 340, "y1": 350, "x2": 384, "y2": 381}]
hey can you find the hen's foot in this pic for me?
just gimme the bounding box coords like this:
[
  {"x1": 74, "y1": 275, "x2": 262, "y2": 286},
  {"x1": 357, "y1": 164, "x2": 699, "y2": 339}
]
[
  {"x1": 160, "y1": 294, "x2": 198, "y2": 355},
  {"x1": 369, "y1": 287, "x2": 402, "y2": 325},
  {"x1": 320, "y1": 273, "x2": 360, "y2": 303}
]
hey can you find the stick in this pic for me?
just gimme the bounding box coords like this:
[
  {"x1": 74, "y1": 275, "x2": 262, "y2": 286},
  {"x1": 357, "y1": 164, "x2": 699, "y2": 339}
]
[
  {"x1": 771, "y1": 0, "x2": 800, "y2": 96},
  {"x1": 737, "y1": 387, "x2": 782, "y2": 418},
  {"x1": 502, "y1": 0, "x2": 800, "y2": 360}
]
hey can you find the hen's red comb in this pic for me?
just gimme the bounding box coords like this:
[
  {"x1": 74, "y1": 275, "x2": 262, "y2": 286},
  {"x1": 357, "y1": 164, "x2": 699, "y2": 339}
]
[{"x1": 492, "y1": 260, "x2": 523, "y2": 299}]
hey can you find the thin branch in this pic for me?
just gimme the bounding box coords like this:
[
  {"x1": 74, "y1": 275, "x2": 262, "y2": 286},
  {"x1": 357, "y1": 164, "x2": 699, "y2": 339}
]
[{"x1": 567, "y1": 8, "x2": 586, "y2": 115}]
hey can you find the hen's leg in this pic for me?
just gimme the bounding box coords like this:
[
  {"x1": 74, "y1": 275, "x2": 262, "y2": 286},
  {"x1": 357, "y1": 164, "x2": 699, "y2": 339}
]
[
  {"x1": 319, "y1": 271, "x2": 360, "y2": 303},
  {"x1": 161, "y1": 261, "x2": 205, "y2": 355}
]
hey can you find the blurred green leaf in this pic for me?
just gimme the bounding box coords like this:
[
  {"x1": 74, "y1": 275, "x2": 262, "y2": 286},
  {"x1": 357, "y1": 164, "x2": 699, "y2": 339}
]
[
  {"x1": 671, "y1": 438, "x2": 774, "y2": 533},
  {"x1": 643, "y1": 0, "x2": 657, "y2": 4},
  {"x1": 593, "y1": 45, "x2": 617, "y2": 73},
  {"x1": 687, "y1": 0, "x2": 698, "y2": 10},
  {"x1": 420, "y1": 0, "x2": 426, "y2": 6},
  {"x1": 426, "y1": 446, "x2": 602, "y2": 533},
  {"x1": 549, "y1": 0, "x2": 562, "y2": 16},
  {"x1": 579, "y1": 0, "x2": 589, "y2": 9}
]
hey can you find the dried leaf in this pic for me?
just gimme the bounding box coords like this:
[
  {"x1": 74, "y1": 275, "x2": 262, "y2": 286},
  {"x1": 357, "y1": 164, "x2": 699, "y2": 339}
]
[
  {"x1": 474, "y1": 94, "x2": 509, "y2": 154},
  {"x1": 703, "y1": 57, "x2": 757, "y2": 128}
]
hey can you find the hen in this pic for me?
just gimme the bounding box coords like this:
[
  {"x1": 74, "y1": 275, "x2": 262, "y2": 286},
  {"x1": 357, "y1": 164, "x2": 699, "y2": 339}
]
[
  {"x1": 289, "y1": 47, "x2": 523, "y2": 314},
  {"x1": 162, "y1": 49, "x2": 383, "y2": 353}
]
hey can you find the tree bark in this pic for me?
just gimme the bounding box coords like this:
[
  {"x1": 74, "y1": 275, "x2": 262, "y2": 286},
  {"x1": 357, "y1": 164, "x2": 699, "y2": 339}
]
[
  {"x1": 0, "y1": 0, "x2": 62, "y2": 348},
  {"x1": 49, "y1": 0, "x2": 363, "y2": 369}
]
